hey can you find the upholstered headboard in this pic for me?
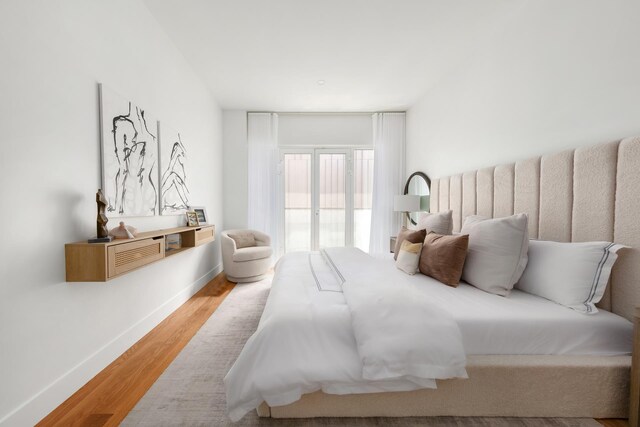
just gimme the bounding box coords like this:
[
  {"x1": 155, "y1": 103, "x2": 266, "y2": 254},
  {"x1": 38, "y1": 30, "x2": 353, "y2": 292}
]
[{"x1": 429, "y1": 136, "x2": 640, "y2": 321}]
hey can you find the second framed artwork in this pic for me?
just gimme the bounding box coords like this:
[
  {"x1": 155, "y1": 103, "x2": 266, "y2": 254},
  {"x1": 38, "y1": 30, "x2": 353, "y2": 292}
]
[
  {"x1": 159, "y1": 123, "x2": 190, "y2": 215},
  {"x1": 191, "y1": 206, "x2": 208, "y2": 225}
]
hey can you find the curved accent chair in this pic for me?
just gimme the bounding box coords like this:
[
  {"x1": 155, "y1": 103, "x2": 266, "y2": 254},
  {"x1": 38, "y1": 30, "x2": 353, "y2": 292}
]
[{"x1": 221, "y1": 229, "x2": 273, "y2": 283}]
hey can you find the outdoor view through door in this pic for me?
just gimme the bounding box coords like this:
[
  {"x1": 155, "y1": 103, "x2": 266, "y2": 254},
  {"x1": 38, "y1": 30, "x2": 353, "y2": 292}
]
[{"x1": 282, "y1": 148, "x2": 374, "y2": 253}]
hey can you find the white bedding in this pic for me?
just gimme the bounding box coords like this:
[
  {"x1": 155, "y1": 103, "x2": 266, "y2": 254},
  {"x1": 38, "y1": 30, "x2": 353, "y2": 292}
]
[
  {"x1": 225, "y1": 248, "x2": 467, "y2": 421},
  {"x1": 337, "y1": 248, "x2": 467, "y2": 382},
  {"x1": 370, "y1": 252, "x2": 633, "y2": 356},
  {"x1": 224, "y1": 248, "x2": 632, "y2": 421}
]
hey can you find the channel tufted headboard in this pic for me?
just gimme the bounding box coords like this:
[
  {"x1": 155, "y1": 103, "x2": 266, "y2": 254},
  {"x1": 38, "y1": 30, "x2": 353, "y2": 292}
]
[{"x1": 429, "y1": 136, "x2": 640, "y2": 322}]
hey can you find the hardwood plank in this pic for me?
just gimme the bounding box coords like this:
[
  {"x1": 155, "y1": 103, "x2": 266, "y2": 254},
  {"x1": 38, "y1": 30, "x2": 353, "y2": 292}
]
[
  {"x1": 597, "y1": 420, "x2": 629, "y2": 427},
  {"x1": 37, "y1": 273, "x2": 235, "y2": 427},
  {"x1": 77, "y1": 414, "x2": 112, "y2": 427}
]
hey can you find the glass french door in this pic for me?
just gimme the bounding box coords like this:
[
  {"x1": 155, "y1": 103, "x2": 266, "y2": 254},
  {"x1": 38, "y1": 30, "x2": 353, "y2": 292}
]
[
  {"x1": 281, "y1": 148, "x2": 373, "y2": 253},
  {"x1": 282, "y1": 151, "x2": 313, "y2": 253},
  {"x1": 316, "y1": 149, "x2": 349, "y2": 249}
]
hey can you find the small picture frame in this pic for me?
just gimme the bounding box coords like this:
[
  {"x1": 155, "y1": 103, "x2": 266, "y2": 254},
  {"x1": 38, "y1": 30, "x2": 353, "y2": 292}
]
[
  {"x1": 185, "y1": 211, "x2": 199, "y2": 227},
  {"x1": 190, "y1": 206, "x2": 208, "y2": 225}
]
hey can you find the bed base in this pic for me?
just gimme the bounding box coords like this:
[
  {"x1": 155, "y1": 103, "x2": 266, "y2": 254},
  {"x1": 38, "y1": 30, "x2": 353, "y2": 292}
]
[{"x1": 258, "y1": 354, "x2": 631, "y2": 419}]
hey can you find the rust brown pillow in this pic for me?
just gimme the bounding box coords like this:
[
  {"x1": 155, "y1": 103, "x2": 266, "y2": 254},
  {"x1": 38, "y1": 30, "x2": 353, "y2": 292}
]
[
  {"x1": 394, "y1": 227, "x2": 427, "y2": 260},
  {"x1": 419, "y1": 232, "x2": 469, "y2": 287}
]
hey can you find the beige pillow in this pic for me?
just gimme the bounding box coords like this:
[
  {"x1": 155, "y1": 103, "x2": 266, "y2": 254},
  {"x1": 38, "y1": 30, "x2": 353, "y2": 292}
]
[
  {"x1": 419, "y1": 232, "x2": 469, "y2": 287},
  {"x1": 460, "y1": 214, "x2": 529, "y2": 296},
  {"x1": 417, "y1": 210, "x2": 453, "y2": 235},
  {"x1": 394, "y1": 227, "x2": 427, "y2": 260},
  {"x1": 395, "y1": 240, "x2": 423, "y2": 275},
  {"x1": 228, "y1": 232, "x2": 256, "y2": 249}
]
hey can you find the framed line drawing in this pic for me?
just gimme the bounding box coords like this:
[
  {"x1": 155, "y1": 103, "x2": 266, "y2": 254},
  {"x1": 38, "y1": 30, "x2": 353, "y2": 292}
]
[
  {"x1": 99, "y1": 83, "x2": 159, "y2": 217},
  {"x1": 159, "y1": 123, "x2": 190, "y2": 215}
]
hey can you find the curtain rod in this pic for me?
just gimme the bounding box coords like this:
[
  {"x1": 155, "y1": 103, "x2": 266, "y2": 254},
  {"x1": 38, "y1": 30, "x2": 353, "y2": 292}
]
[{"x1": 246, "y1": 111, "x2": 407, "y2": 115}]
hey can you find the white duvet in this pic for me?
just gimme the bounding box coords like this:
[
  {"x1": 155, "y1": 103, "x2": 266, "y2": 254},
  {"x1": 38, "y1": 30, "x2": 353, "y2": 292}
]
[{"x1": 224, "y1": 247, "x2": 467, "y2": 421}]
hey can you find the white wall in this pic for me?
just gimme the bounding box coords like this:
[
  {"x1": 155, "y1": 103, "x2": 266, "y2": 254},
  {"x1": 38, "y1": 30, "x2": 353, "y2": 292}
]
[
  {"x1": 279, "y1": 113, "x2": 373, "y2": 147},
  {"x1": 406, "y1": 0, "x2": 640, "y2": 179},
  {"x1": 0, "y1": 1, "x2": 223, "y2": 425},
  {"x1": 222, "y1": 111, "x2": 248, "y2": 230},
  {"x1": 222, "y1": 112, "x2": 373, "y2": 230}
]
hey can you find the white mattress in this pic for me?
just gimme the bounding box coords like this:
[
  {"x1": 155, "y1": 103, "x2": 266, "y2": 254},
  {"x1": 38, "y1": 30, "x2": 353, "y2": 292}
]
[{"x1": 373, "y1": 254, "x2": 632, "y2": 356}]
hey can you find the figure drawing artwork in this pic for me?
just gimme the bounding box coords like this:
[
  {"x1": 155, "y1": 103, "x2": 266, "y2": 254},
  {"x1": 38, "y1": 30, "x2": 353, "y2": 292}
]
[
  {"x1": 99, "y1": 84, "x2": 159, "y2": 217},
  {"x1": 159, "y1": 123, "x2": 190, "y2": 215}
]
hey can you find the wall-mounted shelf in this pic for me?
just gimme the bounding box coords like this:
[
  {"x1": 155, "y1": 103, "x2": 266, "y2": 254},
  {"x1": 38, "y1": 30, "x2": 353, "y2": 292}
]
[{"x1": 65, "y1": 225, "x2": 215, "y2": 282}]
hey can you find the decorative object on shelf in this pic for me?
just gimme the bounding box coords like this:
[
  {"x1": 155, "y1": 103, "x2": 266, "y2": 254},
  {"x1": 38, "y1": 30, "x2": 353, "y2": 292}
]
[
  {"x1": 159, "y1": 123, "x2": 190, "y2": 215},
  {"x1": 165, "y1": 233, "x2": 182, "y2": 251},
  {"x1": 88, "y1": 188, "x2": 113, "y2": 243},
  {"x1": 191, "y1": 206, "x2": 208, "y2": 225},
  {"x1": 185, "y1": 211, "x2": 199, "y2": 227},
  {"x1": 109, "y1": 221, "x2": 139, "y2": 239},
  {"x1": 99, "y1": 83, "x2": 159, "y2": 217},
  {"x1": 403, "y1": 171, "x2": 431, "y2": 226},
  {"x1": 96, "y1": 189, "x2": 109, "y2": 237},
  {"x1": 88, "y1": 189, "x2": 114, "y2": 243}
]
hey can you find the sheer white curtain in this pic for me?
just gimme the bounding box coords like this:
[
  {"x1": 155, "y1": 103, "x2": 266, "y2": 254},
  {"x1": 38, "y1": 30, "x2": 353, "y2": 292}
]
[
  {"x1": 247, "y1": 112, "x2": 281, "y2": 258},
  {"x1": 369, "y1": 112, "x2": 406, "y2": 254}
]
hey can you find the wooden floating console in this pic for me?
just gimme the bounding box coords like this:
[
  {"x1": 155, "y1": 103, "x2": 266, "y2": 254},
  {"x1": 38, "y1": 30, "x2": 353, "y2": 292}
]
[{"x1": 65, "y1": 225, "x2": 215, "y2": 282}]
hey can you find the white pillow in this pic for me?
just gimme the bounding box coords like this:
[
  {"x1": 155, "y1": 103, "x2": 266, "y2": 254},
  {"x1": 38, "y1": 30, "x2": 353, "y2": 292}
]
[
  {"x1": 395, "y1": 240, "x2": 422, "y2": 275},
  {"x1": 461, "y1": 214, "x2": 529, "y2": 296},
  {"x1": 417, "y1": 210, "x2": 453, "y2": 235},
  {"x1": 515, "y1": 240, "x2": 626, "y2": 314}
]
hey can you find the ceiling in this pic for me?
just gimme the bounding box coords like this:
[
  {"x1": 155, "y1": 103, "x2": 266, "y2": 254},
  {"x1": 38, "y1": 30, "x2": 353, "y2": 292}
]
[{"x1": 144, "y1": 0, "x2": 519, "y2": 112}]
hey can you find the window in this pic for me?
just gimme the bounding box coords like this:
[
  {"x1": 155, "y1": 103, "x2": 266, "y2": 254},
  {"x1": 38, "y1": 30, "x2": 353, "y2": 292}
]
[{"x1": 281, "y1": 148, "x2": 374, "y2": 253}]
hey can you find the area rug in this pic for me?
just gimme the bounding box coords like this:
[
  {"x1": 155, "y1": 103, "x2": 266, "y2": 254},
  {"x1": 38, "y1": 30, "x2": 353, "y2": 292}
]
[{"x1": 122, "y1": 276, "x2": 601, "y2": 427}]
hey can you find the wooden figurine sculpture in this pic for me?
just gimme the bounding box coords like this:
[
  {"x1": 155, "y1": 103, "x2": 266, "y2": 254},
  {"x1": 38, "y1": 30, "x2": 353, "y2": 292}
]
[
  {"x1": 97, "y1": 189, "x2": 109, "y2": 238},
  {"x1": 109, "y1": 221, "x2": 139, "y2": 239}
]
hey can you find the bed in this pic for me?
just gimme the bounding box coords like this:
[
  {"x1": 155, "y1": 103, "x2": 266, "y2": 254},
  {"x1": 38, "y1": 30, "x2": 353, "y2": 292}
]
[{"x1": 225, "y1": 136, "x2": 640, "y2": 423}]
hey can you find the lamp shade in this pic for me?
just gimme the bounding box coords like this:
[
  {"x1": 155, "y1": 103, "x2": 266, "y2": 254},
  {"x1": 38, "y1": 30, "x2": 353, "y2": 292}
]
[
  {"x1": 420, "y1": 195, "x2": 430, "y2": 212},
  {"x1": 393, "y1": 195, "x2": 421, "y2": 212}
]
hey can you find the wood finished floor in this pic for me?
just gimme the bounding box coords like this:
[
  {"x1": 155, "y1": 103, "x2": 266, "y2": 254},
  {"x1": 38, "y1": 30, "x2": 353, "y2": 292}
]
[
  {"x1": 36, "y1": 272, "x2": 628, "y2": 427},
  {"x1": 37, "y1": 272, "x2": 235, "y2": 427},
  {"x1": 597, "y1": 420, "x2": 629, "y2": 427}
]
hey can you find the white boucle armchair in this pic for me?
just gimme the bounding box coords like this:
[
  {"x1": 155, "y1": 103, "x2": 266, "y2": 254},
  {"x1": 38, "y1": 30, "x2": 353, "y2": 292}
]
[{"x1": 221, "y1": 229, "x2": 273, "y2": 283}]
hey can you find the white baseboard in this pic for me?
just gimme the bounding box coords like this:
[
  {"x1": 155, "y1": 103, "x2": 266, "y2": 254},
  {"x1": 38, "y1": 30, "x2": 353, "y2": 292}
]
[{"x1": 0, "y1": 263, "x2": 223, "y2": 427}]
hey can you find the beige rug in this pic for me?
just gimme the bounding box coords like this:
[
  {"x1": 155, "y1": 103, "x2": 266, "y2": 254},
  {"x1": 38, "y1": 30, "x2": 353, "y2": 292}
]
[{"x1": 122, "y1": 277, "x2": 602, "y2": 427}]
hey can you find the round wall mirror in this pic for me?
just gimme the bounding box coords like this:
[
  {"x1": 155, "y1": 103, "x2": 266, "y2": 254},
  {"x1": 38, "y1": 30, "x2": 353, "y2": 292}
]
[{"x1": 404, "y1": 172, "x2": 431, "y2": 225}]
